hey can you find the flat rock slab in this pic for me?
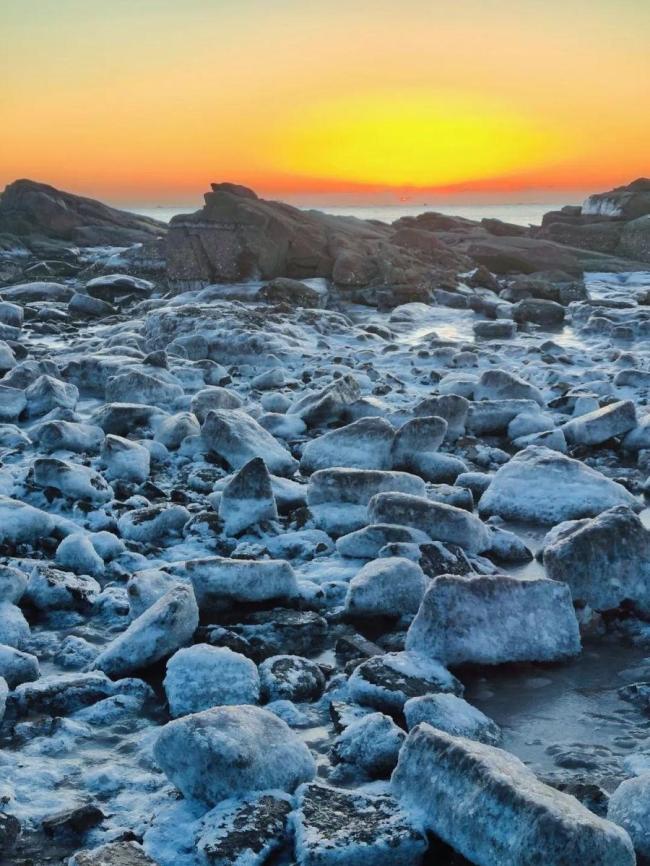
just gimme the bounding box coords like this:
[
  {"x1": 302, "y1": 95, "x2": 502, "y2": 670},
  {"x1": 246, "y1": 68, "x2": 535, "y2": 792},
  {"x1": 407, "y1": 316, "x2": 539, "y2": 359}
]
[
  {"x1": 292, "y1": 782, "x2": 427, "y2": 866},
  {"x1": 391, "y1": 724, "x2": 635, "y2": 866}
]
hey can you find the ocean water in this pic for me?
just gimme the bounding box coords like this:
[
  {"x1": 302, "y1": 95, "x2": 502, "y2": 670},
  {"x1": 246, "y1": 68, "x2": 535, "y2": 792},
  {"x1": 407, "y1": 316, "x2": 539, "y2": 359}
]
[{"x1": 125, "y1": 201, "x2": 578, "y2": 228}]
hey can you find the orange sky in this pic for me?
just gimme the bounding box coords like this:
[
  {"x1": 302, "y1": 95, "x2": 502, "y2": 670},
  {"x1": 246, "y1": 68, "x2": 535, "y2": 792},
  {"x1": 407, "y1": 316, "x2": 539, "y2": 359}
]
[{"x1": 1, "y1": 0, "x2": 648, "y2": 204}]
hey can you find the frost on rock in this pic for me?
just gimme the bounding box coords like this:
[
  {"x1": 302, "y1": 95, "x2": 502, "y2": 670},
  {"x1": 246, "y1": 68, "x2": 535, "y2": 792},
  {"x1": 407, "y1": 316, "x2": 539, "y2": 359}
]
[
  {"x1": 0, "y1": 602, "x2": 30, "y2": 648},
  {"x1": 330, "y1": 711, "x2": 405, "y2": 779},
  {"x1": 562, "y1": 399, "x2": 637, "y2": 446},
  {"x1": 368, "y1": 491, "x2": 491, "y2": 553},
  {"x1": 24, "y1": 564, "x2": 100, "y2": 612},
  {"x1": 0, "y1": 644, "x2": 39, "y2": 688},
  {"x1": 348, "y1": 650, "x2": 463, "y2": 713},
  {"x1": 344, "y1": 556, "x2": 427, "y2": 617},
  {"x1": 391, "y1": 724, "x2": 635, "y2": 866},
  {"x1": 201, "y1": 408, "x2": 298, "y2": 477},
  {"x1": 101, "y1": 434, "x2": 151, "y2": 483},
  {"x1": 0, "y1": 496, "x2": 54, "y2": 545},
  {"x1": 93, "y1": 584, "x2": 199, "y2": 676},
  {"x1": 291, "y1": 782, "x2": 427, "y2": 866},
  {"x1": 0, "y1": 564, "x2": 28, "y2": 603},
  {"x1": 300, "y1": 417, "x2": 395, "y2": 474},
  {"x1": 218, "y1": 457, "x2": 278, "y2": 536},
  {"x1": 404, "y1": 693, "x2": 501, "y2": 745},
  {"x1": 176, "y1": 557, "x2": 299, "y2": 612},
  {"x1": 258, "y1": 655, "x2": 325, "y2": 702},
  {"x1": 164, "y1": 645, "x2": 260, "y2": 716},
  {"x1": 195, "y1": 791, "x2": 293, "y2": 866},
  {"x1": 406, "y1": 574, "x2": 581, "y2": 665},
  {"x1": 154, "y1": 705, "x2": 316, "y2": 806},
  {"x1": 543, "y1": 505, "x2": 650, "y2": 612},
  {"x1": 478, "y1": 446, "x2": 637, "y2": 524},
  {"x1": 608, "y1": 772, "x2": 650, "y2": 861},
  {"x1": 70, "y1": 840, "x2": 158, "y2": 866},
  {"x1": 118, "y1": 504, "x2": 190, "y2": 543},
  {"x1": 32, "y1": 457, "x2": 113, "y2": 504}
]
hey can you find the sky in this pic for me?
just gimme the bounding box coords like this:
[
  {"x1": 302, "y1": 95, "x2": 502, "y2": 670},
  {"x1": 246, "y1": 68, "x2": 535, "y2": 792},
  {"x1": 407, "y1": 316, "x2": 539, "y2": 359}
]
[{"x1": 1, "y1": 0, "x2": 649, "y2": 205}]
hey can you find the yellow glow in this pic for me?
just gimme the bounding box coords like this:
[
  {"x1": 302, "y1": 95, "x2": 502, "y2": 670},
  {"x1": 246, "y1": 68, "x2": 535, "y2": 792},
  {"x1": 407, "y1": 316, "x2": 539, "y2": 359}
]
[{"x1": 274, "y1": 91, "x2": 561, "y2": 188}]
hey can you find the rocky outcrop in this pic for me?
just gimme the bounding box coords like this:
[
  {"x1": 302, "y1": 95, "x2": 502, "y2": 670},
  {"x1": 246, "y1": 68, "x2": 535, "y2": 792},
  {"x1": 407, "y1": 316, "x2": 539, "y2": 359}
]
[
  {"x1": 0, "y1": 179, "x2": 166, "y2": 247},
  {"x1": 165, "y1": 182, "x2": 470, "y2": 290},
  {"x1": 583, "y1": 177, "x2": 650, "y2": 219}
]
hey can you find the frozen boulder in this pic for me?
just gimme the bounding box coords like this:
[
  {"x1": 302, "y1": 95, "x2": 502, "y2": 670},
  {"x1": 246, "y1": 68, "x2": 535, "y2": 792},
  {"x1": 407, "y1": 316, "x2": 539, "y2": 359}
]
[
  {"x1": 153, "y1": 704, "x2": 316, "y2": 806},
  {"x1": 202, "y1": 409, "x2": 298, "y2": 477},
  {"x1": 0, "y1": 385, "x2": 26, "y2": 421},
  {"x1": 154, "y1": 411, "x2": 200, "y2": 449},
  {"x1": 37, "y1": 420, "x2": 105, "y2": 454},
  {"x1": 101, "y1": 434, "x2": 150, "y2": 483},
  {"x1": 344, "y1": 557, "x2": 427, "y2": 617},
  {"x1": 69, "y1": 841, "x2": 157, "y2": 866},
  {"x1": 0, "y1": 602, "x2": 30, "y2": 648},
  {"x1": 191, "y1": 386, "x2": 244, "y2": 422},
  {"x1": 25, "y1": 565, "x2": 100, "y2": 612},
  {"x1": 25, "y1": 374, "x2": 78, "y2": 417},
  {"x1": 176, "y1": 557, "x2": 299, "y2": 612},
  {"x1": 105, "y1": 369, "x2": 183, "y2": 408},
  {"x1": 195, "y1": 791, "x2": 293, "y2": 866},
  {"x1": 117, "y1": 504, "x2": 190, "y2": 543},
  {"x1": 55, "y1": 533, "x2": 105, "y2": 577},
  {"x1": 392, "y1": 724, "x2": 635, "y2": 866},
  {"x1": 292, "y1": 782, "x2": 427, "y2": 866},
  {"x1": 300, "y1": 417, "x2": 395, "y2": 474},
  {"x1": 474, "y1": 369, "x2": 544, "y2": 405},
  {"x1": 414, "y1": 394, "x2": 469, "y2": 441},
  {"x1": 10, "y1": 671, "x2": 117, "y2": 717},
  {"x1": 608, "y1": 772, "x2": 650, "y2": 861},
  {"x1": 330, "y1": 711, "x2": 405, "y2": 779},
  {"x1": 406, "y1": 574, "x2": 581, "y2": 665},
  {"x1": 404, "y1": 693, "x2": 501, "y2": 745},
  {"x1": 348, "y1": 650, "x2": 462, "y2": 713},
  {"x1": 466, "y1": 399, "x2": 540, "y2": 435},
  {"x1": 288, "y1": 374, "x2": 361, "y2": 427},
  {"x1": 0, "y1": 644, "x2": 39, "y2": 688},
  {"x1": 259, "y1": 655, "x2": 325, "y2": 702},
  {"x1": 544, "y1": 505, "x2": 650, "y2": 612},
  {"x1": 32, "y1": 457, "x2": 113, "y2": 504},
  {"x1": 218, "y1": 457, "x2": 278, "y2": 535},
  {"x1": 164, "y1": 644, "x2": 260, "y2": 716},
  {"x1": 478, "y1": 446, "x2": 637, "y2": 523},
  {"x1": 336, "y1": 524, "x2": 430, "y2": 559},
  {"x1": 390, "y1": 416, "x2": 447, "y2": 468},
  {"x1": 91, "y1": 402, "x2": 167, "y2": 436},
  {"x1": 368, "y1": 492, "x2": 491, "y2": 553},
  {"x1": 0, "y1": 564, "x2": 28, "y2": 603},
  {"x1": 93, "y1": 584, "x2": 199, "y2": 676},
  {"x1": 563, "y1": 400, "x2": 637, "y2": 445}
]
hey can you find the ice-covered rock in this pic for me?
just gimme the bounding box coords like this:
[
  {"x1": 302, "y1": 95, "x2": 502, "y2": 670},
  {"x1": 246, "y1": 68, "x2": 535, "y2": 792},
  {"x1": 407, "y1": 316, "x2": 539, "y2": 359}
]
[
  {"x1": 91, "y1": 402, "x2": 167, "y2": 436},
  {"x1": 0, "y1": 676, "x2": 7, "y2": 722},
  {"x1": 106, "y1": 369, "x2": 183, "y2": 408},
  {"x1": 292, "y1": 782, "x2": 427, "y2": 866},
  {"x1": 25, "y1": 374, "x2": 78, "y2": 417},
  {"x1": 288, "y1": 374, "x2": 360, "y2": 427},
  {"x1": 164, "y1": 644, "x2": 260, "y2": 716},
  {"x1": 177, "y1": 557, "x2": 299, "y2": 612},
  {"x1": 70, "y1": 841, "x2": 157, "y2": 866},
  {"x1": 0, "y1": 384, "x2": 26, "y2": 421},
  {"x1": 475, "y1": 368, "x2": 544, "y2": 405},
  {"x1": 195, "y1": 791, "x2": 293, "y2": 866},
  {"x1": 608, "y1": 772, "x2": 650, "y2": 861},
  {"x1": 0, "y1": 644, "x2": 39, "y2": 688},
  {"x1": 391, "y1": 724, "x2": 635, "y2": 866},
  {"x1": 544, "y1": 505, "x2": 650, "y2": 612},
  {"x1": 153, "y1": 704, "x2": 316, "y2": 806},
  {"x1": 10, "y1": 671, "x2": 117, "y2": 716},
  {"x1": 414, "y1": 394, "x2": 469, "y2": 440},
  {"x1": 0, "y1": 498, "x2": 54, "y2": 547},
  {"x1": 300, "y1": 417, "x2": 395, "y2": 474},
  {"x1": 25, "y1": 564, "x2": 100, "y2": 611},
  {"x1": 0, "y1": 564, "x2": 28, "y2": 603},
  {"x1": 218, "y1": 457, "x2": 278, "y2": 535},
  {"x1": 259, "y1": 655, "x2": 325, "y2": 702},
  {"x1": 93, "y1": 584, "x2": 199, "y2": 676},
  {"x1": 55, "y1": 533, "x2": 105, "y2": 576},
  {"x1": 336, "y1": 524, "x2": 429, "y2": 558},
  {"x1": 348, "y1": 650, "x2": 462, "y2": 712},
  {"x1": 478, "y1": 446, "x2": 637, "y2": 523},
  {"x1": 154, "y1": 411, "x2": 201, "y2": 449},
  {"x1": 330, "y1": 711, "x2": 405, "y2": 778},
  {"x1": 32, "y1": 457, "x2": 113, "y2": 504},
  {"x1": 344, "y1": 556, "x2": 427, "y2": 617},
  {"x1": 404, "y1": 693, "x2": 501, "y2": 745},
  {"x1": 101, "y1": 434, "x2": 151, "y2": 483},
  {"x1": 406, "y1": 574, "x2": 581, "y2": 665},
  {"x1": 202, "y1": 409, "x2": 298, "y2": 477},
  {"x1": 562, "y1": 400, "x2": 637, "y2": 445},
  {"x1": 191, "y1": 386, "x2": 244, "y2": 422},
  {"x1": 37, "y1": 420, "x2": 105, "y2": 454},
  {"x1": 117, "y1": 504, "x2": 190, "y2": 543},
  {"x1": 0, "y1": 602, "x2": 30, "y2": 648},
  {"x1": 368, "y1": 492, "x2": 491, "y2": 553}
]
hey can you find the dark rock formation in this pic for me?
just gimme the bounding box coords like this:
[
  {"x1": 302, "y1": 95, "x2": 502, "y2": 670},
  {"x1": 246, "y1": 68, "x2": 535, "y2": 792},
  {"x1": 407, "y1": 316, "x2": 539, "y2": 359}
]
[
  {"x1": 0, "y1": 179, "x2": 167, "y2": 247},
  {"x1": 165, "y1": 182, "x2": 470, "y2": 290},
  {"x1": 583, "y1": 177, "x2": 650, "y2": 220}
]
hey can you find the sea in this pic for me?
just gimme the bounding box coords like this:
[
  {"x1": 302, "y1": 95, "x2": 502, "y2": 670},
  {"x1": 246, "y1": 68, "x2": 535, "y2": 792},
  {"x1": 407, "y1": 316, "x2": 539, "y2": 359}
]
[{"x1": 123, "y1": 201, "x2": 580, "y2": 228}]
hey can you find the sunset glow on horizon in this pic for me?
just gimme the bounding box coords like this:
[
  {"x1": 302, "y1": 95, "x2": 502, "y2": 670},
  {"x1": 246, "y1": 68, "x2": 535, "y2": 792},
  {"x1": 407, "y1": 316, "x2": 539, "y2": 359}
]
[{"x1": 2, "y1": 0, "x2": 648, "y2": 204}]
